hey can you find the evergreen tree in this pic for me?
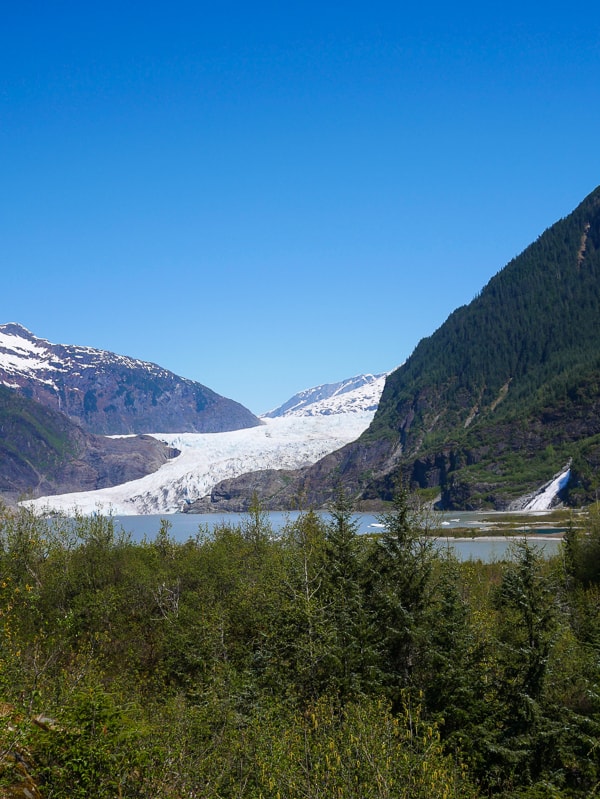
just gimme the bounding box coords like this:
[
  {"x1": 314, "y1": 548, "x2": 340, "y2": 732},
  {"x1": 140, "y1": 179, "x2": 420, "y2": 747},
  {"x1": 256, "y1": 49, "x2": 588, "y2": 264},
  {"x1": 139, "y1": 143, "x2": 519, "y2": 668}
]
[
  {"x1": 321, "y1": 487, "x2": 377, "y2": 698},
  {"x1": 364, "y1": 481, "x2": 437, "y2": 708},
  {"x1": 484, "y1": 541, "x2": 560, "y2": 790},
  {"x1": 275, "y1": 509, "x2": 331, "y2": 702}
]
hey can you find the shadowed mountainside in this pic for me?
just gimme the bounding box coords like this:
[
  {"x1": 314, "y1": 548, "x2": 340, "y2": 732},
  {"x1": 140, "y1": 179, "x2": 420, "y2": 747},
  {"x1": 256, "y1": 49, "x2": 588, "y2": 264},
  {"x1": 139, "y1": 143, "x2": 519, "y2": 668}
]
[{"x1": 0, "y1": 384, "x2": 178, "y2": 506}]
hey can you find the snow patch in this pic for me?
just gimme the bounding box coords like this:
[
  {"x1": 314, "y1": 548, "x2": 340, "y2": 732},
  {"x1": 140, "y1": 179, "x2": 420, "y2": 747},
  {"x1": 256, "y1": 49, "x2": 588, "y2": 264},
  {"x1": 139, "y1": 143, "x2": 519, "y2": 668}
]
[{"x1": 0, "y1": 329, "x2": 52, "y2": 375}]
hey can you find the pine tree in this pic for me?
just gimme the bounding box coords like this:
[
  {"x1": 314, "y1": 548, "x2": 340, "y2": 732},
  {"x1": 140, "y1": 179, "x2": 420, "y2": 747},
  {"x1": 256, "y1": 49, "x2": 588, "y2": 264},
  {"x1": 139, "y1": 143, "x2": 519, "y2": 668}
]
[
  {"x1": 364, "y1": 481, "x2": 437, "y2": 708},
  {"x1": 321, "y1": 487, "x2": 377, "y2": 698}
]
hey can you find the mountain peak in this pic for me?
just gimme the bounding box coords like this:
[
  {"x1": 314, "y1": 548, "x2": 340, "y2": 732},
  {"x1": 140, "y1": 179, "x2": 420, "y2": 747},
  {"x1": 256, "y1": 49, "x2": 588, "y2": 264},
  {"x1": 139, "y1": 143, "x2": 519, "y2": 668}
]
[
  {"x1": 262, "y1": 373, "x2": 388, "y2": 419},
  {"x1": 0, "y1": 324, "x2": 260, "y2": 436},
  {"x1": 1, "y1": 322, "x2": 36, "y2": 337}
]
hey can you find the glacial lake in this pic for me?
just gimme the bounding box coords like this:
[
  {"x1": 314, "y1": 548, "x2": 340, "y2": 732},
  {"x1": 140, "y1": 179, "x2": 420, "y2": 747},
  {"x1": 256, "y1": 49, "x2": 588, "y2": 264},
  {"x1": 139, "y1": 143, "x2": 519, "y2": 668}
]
[{"x1": 111, "y1": 510, "x2": 565, "y2": 562}]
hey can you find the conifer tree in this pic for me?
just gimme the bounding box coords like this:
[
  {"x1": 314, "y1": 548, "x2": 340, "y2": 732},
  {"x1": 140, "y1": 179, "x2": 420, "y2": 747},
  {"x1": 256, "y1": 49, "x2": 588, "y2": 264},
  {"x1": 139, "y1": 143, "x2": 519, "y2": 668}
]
[
  {"x1": 486, "y1": 540, "x2": 560, "y2": 788},
  {"x1": 321, "y1": 487, "x2": 376, "y2": 698},
  {"x1": 364, "y1": 480, "x2": 437, "y2": 708}
]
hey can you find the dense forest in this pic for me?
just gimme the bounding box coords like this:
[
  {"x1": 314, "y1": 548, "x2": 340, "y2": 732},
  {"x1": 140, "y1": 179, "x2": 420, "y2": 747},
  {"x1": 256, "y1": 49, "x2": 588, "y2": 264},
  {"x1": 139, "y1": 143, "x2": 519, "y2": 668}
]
[
  {"x1": 1, "y1": 495, "x2": 600, "y2": 797},
  {"x1": 372, "y1": 185, "x2": 600, "y2": 439}
]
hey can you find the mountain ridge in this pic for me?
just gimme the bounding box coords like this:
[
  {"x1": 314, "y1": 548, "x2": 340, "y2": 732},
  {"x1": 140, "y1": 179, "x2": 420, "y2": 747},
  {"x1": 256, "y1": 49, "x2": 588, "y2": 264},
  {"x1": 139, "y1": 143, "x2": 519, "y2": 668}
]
[
  {"x1": 262, "y1": 373, "x2": 387, "y2": 418},
  {"x1": 0, "y1": 323, "x2": 260, "y2": 435},
  {"x1": 0, "y1": 384, "x2": 178, "y2": 506}
]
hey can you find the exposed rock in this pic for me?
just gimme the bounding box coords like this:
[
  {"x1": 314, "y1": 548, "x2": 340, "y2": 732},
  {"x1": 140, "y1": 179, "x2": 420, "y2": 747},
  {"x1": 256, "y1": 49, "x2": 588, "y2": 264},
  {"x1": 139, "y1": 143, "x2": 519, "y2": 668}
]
[
  {"x1": 187, "y1": 436, "x2": 398, "y2": 512},
  {"x1": 185, "y1": 468, "x2": 303, "y2": 513}
]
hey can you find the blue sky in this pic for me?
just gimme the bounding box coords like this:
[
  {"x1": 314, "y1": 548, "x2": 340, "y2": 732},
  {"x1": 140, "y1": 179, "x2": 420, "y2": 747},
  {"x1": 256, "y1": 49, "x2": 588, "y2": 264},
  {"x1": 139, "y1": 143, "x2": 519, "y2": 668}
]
[{"x1": 2, "y1": 2, "x2": 600, "y2": 414}]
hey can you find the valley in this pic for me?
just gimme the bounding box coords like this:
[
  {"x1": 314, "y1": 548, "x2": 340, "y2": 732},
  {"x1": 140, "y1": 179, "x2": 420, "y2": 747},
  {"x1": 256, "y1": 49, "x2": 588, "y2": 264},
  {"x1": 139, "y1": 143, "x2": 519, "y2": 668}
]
[
  {"x1": 3, "y1": 188, "x2": 600, "y2": 513},
  {"x1": 22, "y1": 375, "x2": 386, "y2": 514}
]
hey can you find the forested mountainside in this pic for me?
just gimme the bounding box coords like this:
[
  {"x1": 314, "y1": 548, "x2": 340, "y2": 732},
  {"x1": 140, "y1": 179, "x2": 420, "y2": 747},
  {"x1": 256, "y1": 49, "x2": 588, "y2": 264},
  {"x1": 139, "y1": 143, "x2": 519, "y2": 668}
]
[
  {"x1": 0, "y1": 324, "x2": 260, "y2": 435},
  {"x1": 197, "y1": 185, "x2": 600, "y2": 510},
  {"x1": 0, "y1": 385, "x2": 178, "y2": 505},
  {"x1": 363, "y1": 183, "x2": 600, "y2": 507}
]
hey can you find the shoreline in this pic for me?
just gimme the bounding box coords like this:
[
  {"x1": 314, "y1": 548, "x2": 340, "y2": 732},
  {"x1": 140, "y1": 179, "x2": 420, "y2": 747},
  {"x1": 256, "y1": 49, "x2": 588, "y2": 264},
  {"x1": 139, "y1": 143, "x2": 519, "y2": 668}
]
[{"x1": 436, "y1": 533, "x2": 564, "y2": 542}]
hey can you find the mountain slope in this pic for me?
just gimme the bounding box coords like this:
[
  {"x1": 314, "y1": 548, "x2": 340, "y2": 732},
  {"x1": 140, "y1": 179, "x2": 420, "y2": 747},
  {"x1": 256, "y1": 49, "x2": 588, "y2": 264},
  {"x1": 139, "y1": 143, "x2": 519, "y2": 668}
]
[
  {"x1": 369, "y1": 186, "x2": 600, "y2": 448},
  {"x1": 193, "y1": 185, "x2": 600, "y2": 510},
  {"x1": 0, "y1": 324, "x2": 260, "y2": 435},
  {"x1": 0, "y1": 384, "x2": 177, "y2": 505}
]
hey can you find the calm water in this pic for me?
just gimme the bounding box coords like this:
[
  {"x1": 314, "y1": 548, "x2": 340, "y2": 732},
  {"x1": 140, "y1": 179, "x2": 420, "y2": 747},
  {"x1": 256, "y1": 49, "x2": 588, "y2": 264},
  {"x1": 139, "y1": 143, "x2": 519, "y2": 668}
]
[{"x1": 111, "y1": 511, "x2": 564, "y2": 562}]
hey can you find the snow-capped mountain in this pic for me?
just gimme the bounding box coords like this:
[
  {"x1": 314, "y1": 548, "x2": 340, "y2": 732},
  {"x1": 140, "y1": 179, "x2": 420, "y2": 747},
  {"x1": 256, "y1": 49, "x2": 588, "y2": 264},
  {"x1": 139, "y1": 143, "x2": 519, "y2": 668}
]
[
  {"x1": 22, "y1": 373, "x2": 388, "y2": 515},
  {"x1": 0, "y1": 323, "x2": 259, "y2": 435},
  {"x1": 262, "y1": 373, "x2": 386, "y2": 418}
]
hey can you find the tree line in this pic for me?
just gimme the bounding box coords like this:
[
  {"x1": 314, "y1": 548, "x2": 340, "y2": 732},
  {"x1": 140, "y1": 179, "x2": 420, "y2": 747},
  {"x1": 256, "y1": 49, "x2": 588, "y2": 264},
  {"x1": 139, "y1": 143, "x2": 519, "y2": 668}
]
[{"x1": 0, "y1": 491, "x2": 599, "y2": 797}]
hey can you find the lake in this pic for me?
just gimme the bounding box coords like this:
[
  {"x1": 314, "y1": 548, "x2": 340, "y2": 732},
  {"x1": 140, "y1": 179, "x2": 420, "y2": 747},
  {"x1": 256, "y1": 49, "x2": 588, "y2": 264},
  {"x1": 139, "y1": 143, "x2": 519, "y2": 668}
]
[{"x1": 111, "y1": 510, "x2": 565, "y2": 562}]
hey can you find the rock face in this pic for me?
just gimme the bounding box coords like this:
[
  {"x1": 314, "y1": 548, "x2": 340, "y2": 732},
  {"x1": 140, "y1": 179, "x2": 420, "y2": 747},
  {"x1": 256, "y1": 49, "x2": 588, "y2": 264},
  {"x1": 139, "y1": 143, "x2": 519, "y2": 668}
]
[
  {"x1": 0, "y1": 324, "x2": 260, "y2": 435},
  {"x1": 186, "y1": 435, "x2": 398, "y2": 513},
  {"x1": 185, "y1": 468, "x2": 303, "y2": 513},
  {"x1": 0, "y1": 384, "x2": 178, "y2": 506}
]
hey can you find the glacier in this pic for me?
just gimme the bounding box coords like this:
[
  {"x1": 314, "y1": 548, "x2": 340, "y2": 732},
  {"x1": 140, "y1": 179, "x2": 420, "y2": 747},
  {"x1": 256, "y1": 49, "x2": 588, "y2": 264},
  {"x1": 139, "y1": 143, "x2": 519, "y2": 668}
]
[{"x1": 22, "y1": 374, "x2": 387, "y2": 516}]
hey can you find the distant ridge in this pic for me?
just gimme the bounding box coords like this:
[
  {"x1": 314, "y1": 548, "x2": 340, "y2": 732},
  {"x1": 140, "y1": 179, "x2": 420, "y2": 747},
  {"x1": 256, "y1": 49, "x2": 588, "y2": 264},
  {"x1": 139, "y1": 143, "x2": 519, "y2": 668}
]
[
  {"x1": 262, "y1": 374, "x2": 386, "y2": 418},
  {"x1": 0, "y1": 324, "x2": 260, "y2": 435}
]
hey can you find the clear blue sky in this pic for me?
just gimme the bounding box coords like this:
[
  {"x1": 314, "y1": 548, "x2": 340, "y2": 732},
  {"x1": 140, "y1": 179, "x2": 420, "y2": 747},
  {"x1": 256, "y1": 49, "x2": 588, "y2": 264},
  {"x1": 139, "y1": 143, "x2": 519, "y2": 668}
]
[{"x1": 2, "y1": 2, "x2": 600, "y2": 414}]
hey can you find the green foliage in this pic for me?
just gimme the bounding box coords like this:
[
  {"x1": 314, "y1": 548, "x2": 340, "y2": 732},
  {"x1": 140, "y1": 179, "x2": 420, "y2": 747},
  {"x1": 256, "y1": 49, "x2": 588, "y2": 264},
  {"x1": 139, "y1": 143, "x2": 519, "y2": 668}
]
[
  {"x1": 484, "y1": 542, "x2": 560, "y2": 786},
  {"x1": 249, "y1": 694, "x2": 477, "y2": 799},
  {"x1": 0, "y1": 384, "x2": 77, "y2": 480},
  {"x1": 0, "y1": 499, "x2": 599, "y2": 797},
  {"x1": 275, "y1": 509, "x2": 331, "y2": 701},
  {"x1": 564, "y1": 502, "x2": 600, "y2": 586},
  {"x1": 32, "y1": 685, "x2": 150, "y2": 798},
  {"x1": 364, "y1": 482, "x2": 438, "y2": 704},
  {"x1": 320, "y1": 487, "x2": 378, "y2": 698}
]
